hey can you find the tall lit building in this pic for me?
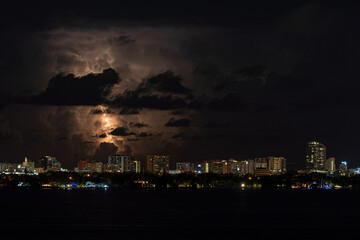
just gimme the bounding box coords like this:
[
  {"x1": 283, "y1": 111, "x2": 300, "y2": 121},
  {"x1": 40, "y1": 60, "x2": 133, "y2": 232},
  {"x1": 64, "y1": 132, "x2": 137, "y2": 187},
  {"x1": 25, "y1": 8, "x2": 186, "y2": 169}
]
[
  {"x1": 254, "y1": 157, "x2": 286, "y2": 174},
  {"x1": 108, "y1": 155, "x2": 131, "y2": 172},
  {"x1": 204, "y1": 160, "x2": 226, "y2": 174},
  {"x1": 76, "y1": 160, "x2": 103, "y2": 173},
  {"x1": 0, "y1": 163, "x2": 21, "y2": 173},
  {"x1": 306, "y1": 141, "x2": 326, "y2": 170},
  {"x1": 268, "y1": 157, "x2": 287, "y2": 174},
  {"x1": 339, "y1": 161, "x2": 347, "y2": 171},
  {"x1": 239, "y1": 160, "x2": 255, "y2": 175},
  {"x1": 193, "y1": 163, "x2": 204, "y2": 174},
  {"x1": 226, "y1": 159, "x2": 242, "y2": 174},
  {"x1": 204, "y1": 159, "x2": 255, "y2": 175},
  {"x1": 254, "y1": 157, "x2": 268, "y2": 169},
  {"x1": 146, "y1": 155, "x2": 170, "y2": 174},
  {"x1": 127, "y1": 159, "x2": 141, "y2": 173},
  {"x1": 176, "y1": 162, "x2": 195, "y2": 173},
  {"x1": 22, "y1": 157, "x2": 35, "y2": 173},
  {"x1": 107, "y1": 155, "x2": 140, "y2": 173},
  {"x1": 324, "y1": 157, "x2": 336, "y2": 172},
  {"x1": 41, "y1": 156, "x2": 61, "y2": 172}
]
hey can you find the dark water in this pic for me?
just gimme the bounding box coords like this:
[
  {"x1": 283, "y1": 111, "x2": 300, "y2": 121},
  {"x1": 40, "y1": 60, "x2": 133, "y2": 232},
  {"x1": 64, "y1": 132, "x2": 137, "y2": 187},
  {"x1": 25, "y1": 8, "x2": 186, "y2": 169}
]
[{"x1": 1, "y1": 189, "x2": 359, "y2": 239}]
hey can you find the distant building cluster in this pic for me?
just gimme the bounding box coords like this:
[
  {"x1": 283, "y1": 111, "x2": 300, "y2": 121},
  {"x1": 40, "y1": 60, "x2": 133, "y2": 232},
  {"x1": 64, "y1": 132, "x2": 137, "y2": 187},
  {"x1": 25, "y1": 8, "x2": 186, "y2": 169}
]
[
  {"x1": 173, "y1": 157, "x2": 286, "y2": 176},
  {"x1": 74, "y1": 155, "x2": 141, "y2": 173},
  {"x1": 1, "y1": 141, "x2": 359, "y2": 176},
  {"x1": 0, "y1": 156, "x2": 65, "y2": 175},
  {"x1": 303, "y1": 141, "x2": 357, "y2": 175}
]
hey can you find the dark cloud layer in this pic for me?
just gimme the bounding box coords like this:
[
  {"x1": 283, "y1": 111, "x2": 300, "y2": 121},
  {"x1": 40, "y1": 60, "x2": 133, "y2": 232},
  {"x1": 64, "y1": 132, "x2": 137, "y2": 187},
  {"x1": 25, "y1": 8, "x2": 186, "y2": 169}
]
[
  {"x1": 93, "y1": 142, "x2": 118, "y2": 162},
  {"x1": 26, "y1": 68, "x2": 120, "y2": 106},
  {"x1": 111, "y1": 71, "x2": 194, "y2": 110},
  {"x1": 90, "y1": 108, "x2": 113, "y2": 114},
  {"x1": 137, "y1": 132, "x2": 153, "y2": 138},
  {"x1": 112, "y1": 91, "x2": 189, "y2": 110},
  {"x1": 118, "y1": 108, "x2": 140, "y2": 115},
  {"x1": 136, "y1": 71, "x2": 191, "y2": 95},
  {"x1": 165, "y1": 118, "x2": 191, "y2": 127},
  {"x1": 109, "y1": 127, "x2": 136, "y2": 136},
  {"x1": 129, "y1": 122, "x2": 149, "y2": 128}
]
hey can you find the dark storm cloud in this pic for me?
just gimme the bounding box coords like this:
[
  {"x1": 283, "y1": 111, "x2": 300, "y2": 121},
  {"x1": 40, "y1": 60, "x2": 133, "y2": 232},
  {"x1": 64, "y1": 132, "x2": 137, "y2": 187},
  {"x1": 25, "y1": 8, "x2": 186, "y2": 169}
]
[
  {"x1": 111, "y1": 71, "x2": 194, "y2": 110},
  {"x1": 108, "y1": 35, "x2": 136, "y2": 46},
  {"x1": 137, "y1": 132, "x2": 153, "y2": 138},
  {"x1": 204, "y1": 122, "x2": 231, "y2": 128},
  {"x1": 136, "y1": 71, "x2": 191, "y2": 95},
  {"x1": 208, "y1": 93, "x2": 244, "y2": 111},
  {"x1": 112, "y1": 91, "x2": 189, "y2": 110},
  {"x1": 165, "y1": 118, "x2": 191, "y2": 127},
  {"x1": 90, "y1": 108, "x2": 113, "y2": 114},
  {"x1": 127, "y1": 138, "x2": 139, "y2": 142},
  {"x1": 93, "y1": 142, "x2": 118, "y2": 162},
  {"x1": 129, "y1": 122, "x2": 149, "y2": 128},
  {"x1": 98, "y1": 133, "x2": 107, "y2": 138},
  {"x1": 55, "y1": 136, "x2": 67, "y2": 142},
  {"x1": 120, "y1": 144, "x2": 132, "y2": 155},
  {"x1": 170, "y1": 110, "x2": 183, "y2": 115},
  {"x1": 172, "y1": 133, "x2": 185, "y2": 139},
  {"x1": 24, "y1": 68, "x2": 120, "y2": 106},
  {"x1": 109, "y1": 127, "x2": 136, "y2": 136},
  {"x1": 118, "y1": 108, "x2": 140, "y2": 115}
]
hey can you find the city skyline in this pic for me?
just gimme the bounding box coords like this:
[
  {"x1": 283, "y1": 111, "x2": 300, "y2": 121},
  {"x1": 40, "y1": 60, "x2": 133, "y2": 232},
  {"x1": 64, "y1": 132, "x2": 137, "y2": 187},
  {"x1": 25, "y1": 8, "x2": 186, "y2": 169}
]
[
  {"x1": 1, "y1": 140, "x2": 357, "y2": 175},
  {"x1": 1, "y1": 2, "x2": 359, "y2": 171}
]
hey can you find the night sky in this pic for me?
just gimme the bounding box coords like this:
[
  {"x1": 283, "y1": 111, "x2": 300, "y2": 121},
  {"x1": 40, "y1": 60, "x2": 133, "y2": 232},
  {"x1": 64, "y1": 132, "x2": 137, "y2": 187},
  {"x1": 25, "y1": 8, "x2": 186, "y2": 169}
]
[{"x1": 0, "y1": 1, "x2": 359, "y2": 169}]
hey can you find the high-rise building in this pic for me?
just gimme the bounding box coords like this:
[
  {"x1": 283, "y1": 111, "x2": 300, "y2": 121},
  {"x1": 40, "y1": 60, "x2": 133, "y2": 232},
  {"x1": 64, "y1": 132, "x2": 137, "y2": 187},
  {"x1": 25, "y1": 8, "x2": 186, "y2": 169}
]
[
  {"x1": 127, "y1": 159, "x2": 141, "y2": 173},
  {"x1": 77, "y1": 160, "x2": 89, "y2": 171},
  {"x1": 193, "y1": 163, "x2": 205, "y2": 174},
  {"x1": 254, "y1": 157, "x2": 286, "y2": 174},
  {"x1": 108, "y1": 155, "x2": 131, "y2": 172},
  {"x1": 267, "y1": 157, "x2": 287, "y2": 174},
  {"x1": 324, "y1": 157, "x2": 336, "y2": 172},
  {"x1": 0, "y1": 163, "x2": 21, "y2": 173},
  {"x1": 146, "y1": 155, "x2": 170, "y2": 174},
  {"x1": 176, "y1": 162, "x2": 195, "y2": 173},
  {"x1": 107, "y1": 155, "x2": 140, "y2": 173},
  {"x1": 205, "y1": 159, "x2": 255, "y2": 175},
  {"x1": 41, "y1": 156, "x2": 61, "y2": 172},
  {"x1": 204, "y1": 160, "x2": 226, "y2": 174},
  {"x1": 76, "y1": 160, "x2": 103, "y2": 173},
  {"x1": 306, "y1": 141, "x2": 326, "y2": 170},
  {"x1": 238, "y1": 160, "x2": 255, "y2": 175},
  {"x1": 22, "y1": 157, "x2": 35, "y2": 173},
  {"x1": 339, "y1": 161, "x2": 347, "y2": 171},
  {"x1": 254, "y1": 157, "x2": 268, "y2": 169},
  {"x1": 226, "y1": 159, "x2": 241, "y2": 174}
]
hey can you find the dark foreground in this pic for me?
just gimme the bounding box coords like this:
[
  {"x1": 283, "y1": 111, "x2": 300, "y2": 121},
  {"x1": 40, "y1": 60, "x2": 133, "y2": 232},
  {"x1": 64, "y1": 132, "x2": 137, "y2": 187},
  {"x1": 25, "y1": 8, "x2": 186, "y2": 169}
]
[{"x1": 1, "y1": 189, "x2": 359, "y2": 239}]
